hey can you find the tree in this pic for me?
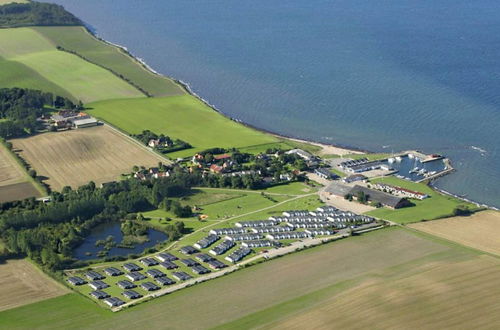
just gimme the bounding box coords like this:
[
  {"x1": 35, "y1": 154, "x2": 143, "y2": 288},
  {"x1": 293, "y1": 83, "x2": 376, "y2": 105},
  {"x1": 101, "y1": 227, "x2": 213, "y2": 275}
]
[{"x1": 28, "y1": 169, "x2": 36, "y2": 178}]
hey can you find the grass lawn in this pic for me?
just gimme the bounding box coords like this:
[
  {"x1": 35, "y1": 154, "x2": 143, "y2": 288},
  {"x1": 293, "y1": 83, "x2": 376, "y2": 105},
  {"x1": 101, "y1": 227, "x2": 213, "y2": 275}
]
[
  {"x1": 87, "y1": 95, "x2": 279, "y2": 156},
  {"x1": 345, "y1": 153, "x2": 391, "y2": 161},
  {"x1": 33, "y1": 26, "x2": 184, "y2": 98},
  {"x1": 4, "y1": 228, "x2": 495, "y2": 329},
  {"x1": 365, "y1": 176, "x2": 477, "y2": 224},
  {"x1": 0, "y1": 28, "x2": 143, "y2": 102}
]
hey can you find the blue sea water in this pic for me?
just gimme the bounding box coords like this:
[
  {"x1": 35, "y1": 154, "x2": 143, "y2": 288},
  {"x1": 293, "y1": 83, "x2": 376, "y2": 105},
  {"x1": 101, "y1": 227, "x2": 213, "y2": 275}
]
[{"x1": 51, "y1": 0, "x2": 500, "y2": 207}]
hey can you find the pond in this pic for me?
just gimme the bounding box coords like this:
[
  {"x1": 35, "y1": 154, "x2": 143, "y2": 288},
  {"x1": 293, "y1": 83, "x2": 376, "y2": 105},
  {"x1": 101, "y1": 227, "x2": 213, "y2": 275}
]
[{"x1": 73, "y1": 221, "x2": 167, "y2": 261}]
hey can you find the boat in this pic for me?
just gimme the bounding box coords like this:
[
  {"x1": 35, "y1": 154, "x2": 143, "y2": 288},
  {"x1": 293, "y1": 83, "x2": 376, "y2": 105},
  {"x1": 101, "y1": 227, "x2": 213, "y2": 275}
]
[
  {"x1": 395, "y1": 156, "x2": 402, "y2": 162},
  {"x1": 409, "y1": 167, "x2": 420, "y2": 174},
  {"x1": 408, "y1": 153, "x2": 414, "y2": 159},
  {"x1": 387, "y1": 157, "x2": 395, "y2": 164}
]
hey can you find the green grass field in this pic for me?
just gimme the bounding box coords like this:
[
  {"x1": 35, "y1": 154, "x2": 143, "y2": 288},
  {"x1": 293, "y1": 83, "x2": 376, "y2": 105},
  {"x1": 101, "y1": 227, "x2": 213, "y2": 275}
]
[
  {"x1": 87, "y1": 95, "x2": 279, "y2": 156},
  {"x1": 33, "y1": 26, "x2": 185, "y2": 97},
  {"x1": 0, "y1": 28, "x2": 143, "y2": 102},
  {"x1": 0, "y1": 0, "x2": 28, "y2": 4},
  {"x1": 3, "y1": 227, "x2": 497, "y2": 329},
  {"x1": 365, "y1": 176, "x2": 477, "y2": 224}
]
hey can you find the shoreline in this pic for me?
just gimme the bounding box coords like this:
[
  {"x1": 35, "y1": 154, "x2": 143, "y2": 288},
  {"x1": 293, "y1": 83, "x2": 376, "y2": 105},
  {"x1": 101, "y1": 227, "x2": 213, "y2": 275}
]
[{"x1": 82, "y1": 24, "x2": 366, "y2": 157}]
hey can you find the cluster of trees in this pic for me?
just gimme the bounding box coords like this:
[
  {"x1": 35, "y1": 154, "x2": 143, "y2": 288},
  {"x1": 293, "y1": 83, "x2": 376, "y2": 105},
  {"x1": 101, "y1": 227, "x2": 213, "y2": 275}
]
[
  {"x1": 163, "y1": 199, "x2": 193, "y2": 218},
  {"x1": 0, "y1": 172, "x2": 195, "y2": 271},
  {"x1": 0, "y1": 88, "x2": 76, "y2": 138},
  {"x1": 0, "y1": 2, "x2": 82, "y2": 28},
  {"x1": 132, "y1": 130, "x2": 191, "y2": 154},
  {"x1": 201, "y1": 172, "x2": 264, "y2": 190},
  {"x1": 120, "y1": 220, "x2": 148, "y2": 237}
]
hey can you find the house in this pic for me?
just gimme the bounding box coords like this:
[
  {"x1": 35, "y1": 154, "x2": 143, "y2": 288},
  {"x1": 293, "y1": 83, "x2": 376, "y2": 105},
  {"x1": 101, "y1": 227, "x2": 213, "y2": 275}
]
[
  {"x1": 123, "y1": 263, "x2": 142, "y2": 272},
  {"x1": 314, "y1": 168, "x2": 339, "y2": 180},
  {"x1": 241, "y1": 240, "x2": 273, "y2": 248},
  {"x1": 122, "y1": 290, "x2": 142, "y2": 300},
  {"x1": 250, "y1": 226, "x2": 290, "y2": 234},
  {"x1": 156, "y1": 252, "x2": 178, "y2": 262},
  {"x1": 125, "y1": 272, "x2": 147, "y2": 282},
  {"x1": 191, "y1": 265, "x2": 211, "y2": 275},
  {"x1": 141, "y1": 282, "x2": 160, "y2": 291},
  {"x1": 225, "y1": 247, "x2": 251, "y2": 263},
  {"x1": 85, "y1": 271, "x2": 105, "y2": 281},
  {"x1": 194, "y1": 234, "x2": 220, "y2": 249},
  {"x1": 146, "y1": 269, "x2": 166, "y2": 278},
  {"x1": 305, "y1": 228, "x2": 336, "y2": 236},
  {"x1": 179, "y1": 246, "x2": 199, "y2": 255},
  {"x1": 206, "y1": 259, "x2": 227, "y2": 270},
  {"x1": 283, "y1": 210, "x2": 311, "y2": 217},
  {"x1": 209, "y1": 228, "x2": 246, "y2": 235},
  {"x1": 73, "y1": 117, "x2": 98, "y2": 129},
  {"x1": 235, "y1": 220, "x2": 279, "y2": 228},
  {"x1": 117, "y1": 280, "x2": 136, "y2": 290},
  {"x1": 180, "y1": 258, "x2": 199, "y2": 267},
  {"x1": 343, "y1": 174, "x2": 367, "y2": 183},
  {"x1": 349, "y1": 185, "x2": 412, "y2": 209},
  {"x1": 140, "y1": 257, "x2": 159, "y2": 267},
  {"x1": 286, "y1": 149, "x2": 314, "y2": 161},
  {"x1": 104, "y1": 267, "x2": 123, "y2": 277},
  {"x1": 195, "y1": 253, "x2": 214, "y2": 263},
  {"x1": 88, "y1": 280, "x2": 109, "y2": 290},
  {"x1": 156, "y1": 277, "x2": 175, "y2": 286},
  {"x1": 209, "y1": 164, "x2": 224, "y2": 174},
  {"x1": 67, "y1": 276, "x2": 86, "y2": 286},
  {"x1": 104, "y1": 297, "x2": 125, "y2": 307},
  {"x1": 209, "y1": 240, "x2": 235, "y2": 255},
  {"x1": 89, "y1": 290, "x2": 110, "y2": 300},
  {"x1": 159, "y1": 261, "x2": 178, "y2": 270},
  {"x1": 214, "y1": 154, "x2": 231, "y2": 161},
  {"x1": 225, "y1": 233, "x2": 262, "y2": 241},
  {"x1": 266, "y1": 231, "x2": 310, "y2": 240},
  {"x1": 172, "y1": 271, "x2": 192, "y2": 281}
]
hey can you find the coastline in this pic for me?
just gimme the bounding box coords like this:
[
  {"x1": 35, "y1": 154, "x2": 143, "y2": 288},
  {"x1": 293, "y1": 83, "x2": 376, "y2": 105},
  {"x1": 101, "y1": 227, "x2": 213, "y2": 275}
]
[{"x1": 82, "y1": 24, "x2": 366, "y2": 157}]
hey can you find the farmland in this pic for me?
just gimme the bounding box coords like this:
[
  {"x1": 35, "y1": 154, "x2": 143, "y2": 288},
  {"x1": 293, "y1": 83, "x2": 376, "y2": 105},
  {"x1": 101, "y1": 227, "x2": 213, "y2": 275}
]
[
  {"x1": 11, "y1": 125, "x2": 165, "y2": 191},
  {"x1": 409, "y1": 211, "x2": 500, "y2": 256},
  {"x1": 3, "y1": 228, "x2": 499, "y2": 329},
  {"x1": 87, "y1": 96, "x2": 280, "y2": 157},
  {"x1": 0, "y1": 143, "x2": 42, "y2": 202},
  {"x1": 33, "y1": 26, "x2": 185, "y2": 98},
  {"x1": 365, "y1": 176, "x2": 476, "y2": 224},
  {"x1": 0, "y1": 259, "x2": 68, "y2": 312},
  {"x1": 0, "y1": 28, "x2": 143, "y2": 103},
  {"x1": 0, "y1": 0, "x2": 27, "y2": 3}
]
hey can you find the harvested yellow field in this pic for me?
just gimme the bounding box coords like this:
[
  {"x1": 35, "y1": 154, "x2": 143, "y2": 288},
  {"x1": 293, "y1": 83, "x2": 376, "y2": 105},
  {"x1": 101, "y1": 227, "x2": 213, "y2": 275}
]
[
  {"x1": 267, "y1": 255, "x2": 500, "y2": 330},
  {"x1": 0, "y1": 143, "x2": 26, "y2": 187},
  {"x1": 12, "y1": 125, "x2": 166, "y2": 190},
  {"x1": 0, "y1": 259, "x2": 68, "y2": 312},
  {"x1": 409, "y1": 211, "x2": 500, "y2": 256}
]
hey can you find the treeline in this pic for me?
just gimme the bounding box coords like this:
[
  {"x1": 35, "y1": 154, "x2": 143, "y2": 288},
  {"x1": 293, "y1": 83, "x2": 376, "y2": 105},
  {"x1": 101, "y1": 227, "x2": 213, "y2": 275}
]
[
  {"x1": 0, "y1": 170, "x2": 196, "y2": 271},
  {"x1": 0, "y1": 88, "x2": 75, "y2": 138},
  {"x1": 56, "y1": 46, "x2": 151, "y2": 97},
  {"x1": 0, "y1": 2, "x2": 81, "y2": 28}
]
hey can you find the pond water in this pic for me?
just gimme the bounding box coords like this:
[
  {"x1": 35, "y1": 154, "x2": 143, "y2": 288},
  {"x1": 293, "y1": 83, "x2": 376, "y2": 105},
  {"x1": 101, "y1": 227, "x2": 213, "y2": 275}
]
[{"x1": 73, "y1": 221, "x2": 167, "y2": 261}]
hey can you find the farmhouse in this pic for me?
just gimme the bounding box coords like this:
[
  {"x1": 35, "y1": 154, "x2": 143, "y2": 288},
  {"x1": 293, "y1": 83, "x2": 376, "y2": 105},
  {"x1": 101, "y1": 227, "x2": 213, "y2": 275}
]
[
  {"x1": 146, "y1": 269, "x2": 166, "y2": 278},
  {"x1": 123, "y1": 263, "x2": 142, "y2": 272},
  {"x1": 207, "y1": 259, "x2": 228, "y2": 270},
  {"x1": 156, "y1": 252, "x2": 178, "y2": 262},
  {"x1": 314, "y1": 168, "x2": 339, "y2": 180},
  {"x1": 209, "y1": 240, "x2": 236, "y2": 255},
  {"x1": 126, "y1": 272, "x2": 147, "y2": 282},
  {"x1": 225, "y1": 247, "x2": 251, "y2": 263},
  {"x1": 89, "y1": 290, "x2": 110, "y2": 300},
  {"x1": 172, "y1": 272, "x2": 192, "y2": 281},
  {"x1": 104, "y1": 267, "x2": 123, "y2": 276},
  {"x1": 156, "y1": 277, "x2": 175, "y2": 286},
  {"x1": 159, "y1": 261, "x2": 178, "y2": 270},
  {"x1": 85, "y1": 270, "x2": 105, "y2": 281},
  {"x1": 88, "y1": 280, "x2": 109, "y2": 290},
  {"x1": 73, "y1": 117, "x2": 98, "y2": 129},
  {"x1": 210, "y1": 227, "x2": 246, "y2": 235},
  {"x1": 67, "y1": 276, "x2": 86, "y2": 286},
  {"x1": 180, "y1": 246, "x2": 199, "y2": 255},
  {"x1": 117, "y1": 280, "x2": 136, "y2": 290},
  {"x1": 241, "y1": 240, "x2": 274, "y2": 248},
  {"x1": 122, "y1": 290, "x2": 142, "y2": 300},
  {"x1": 140, "y1": 257, "x2": 159, "y2": 267},
  {"x1": 141, "y1": 282, "x2": 160, "y2": 291},
  {"x1": 194, "y1": 234, "x2": 220, "y2": 249},
  {"x1": 191, "y1": 265, "x2": 211, "y2": 275},
  {"x1": 104, "y1": 297, "x2": 125, "y2": 307}
]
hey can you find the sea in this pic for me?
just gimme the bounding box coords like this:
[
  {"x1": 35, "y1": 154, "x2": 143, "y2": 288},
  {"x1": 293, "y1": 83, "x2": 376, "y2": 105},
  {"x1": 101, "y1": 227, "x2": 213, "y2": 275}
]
[{"x1": 51, "y1": 0, "x2": 500, "y2": 208}]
